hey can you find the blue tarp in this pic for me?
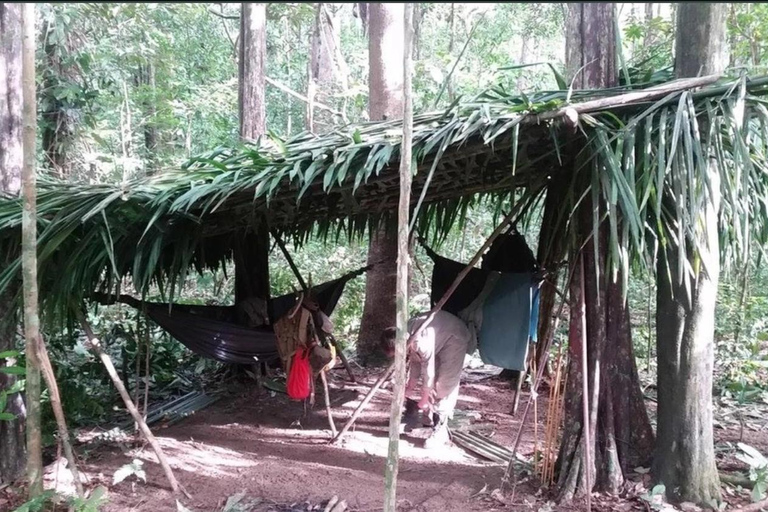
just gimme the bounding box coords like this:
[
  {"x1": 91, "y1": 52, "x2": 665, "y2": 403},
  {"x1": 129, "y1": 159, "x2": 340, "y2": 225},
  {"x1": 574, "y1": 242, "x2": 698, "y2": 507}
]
[{"x1": 477, "y1": 273, "x2": 537, "y2": 371}]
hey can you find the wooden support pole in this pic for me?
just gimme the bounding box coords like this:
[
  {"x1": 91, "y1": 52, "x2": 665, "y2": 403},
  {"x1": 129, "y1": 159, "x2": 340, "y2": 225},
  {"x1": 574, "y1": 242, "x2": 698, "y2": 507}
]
[
  {"x1": 321, "y1": 371, "x2": 337, "y2": 437},
  {"x1": 77, "y1": 309, "x2": 182, "y2": 495}
]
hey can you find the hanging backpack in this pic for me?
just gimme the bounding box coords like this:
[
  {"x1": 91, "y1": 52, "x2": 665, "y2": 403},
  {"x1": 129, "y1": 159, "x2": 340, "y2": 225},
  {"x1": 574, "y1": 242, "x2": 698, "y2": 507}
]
[{"x1": 287, "y1": 347, "x2": 311, "y2": 400}]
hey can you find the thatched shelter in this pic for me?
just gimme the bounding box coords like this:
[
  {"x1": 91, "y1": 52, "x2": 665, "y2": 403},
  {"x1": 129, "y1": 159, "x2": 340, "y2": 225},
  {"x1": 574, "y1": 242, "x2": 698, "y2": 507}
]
[{"x1": 0, "y1": 72, "x2": 767, "y2": 320}]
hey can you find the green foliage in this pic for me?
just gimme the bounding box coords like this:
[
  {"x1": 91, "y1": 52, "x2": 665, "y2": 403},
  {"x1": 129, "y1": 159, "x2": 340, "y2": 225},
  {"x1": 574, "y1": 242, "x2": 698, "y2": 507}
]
[
  {"x1": 622, "y1": 9, "x2": 675, "y2": 72},
  {"x1": 0, "y1": 350, "x2": 25, "y2": 422},
  {"x1": 13, "y1": 486, "x2": 108, "y2": 512},
  {"x1": 729, "y1": 3, "x2": 768, "y2": 70}
]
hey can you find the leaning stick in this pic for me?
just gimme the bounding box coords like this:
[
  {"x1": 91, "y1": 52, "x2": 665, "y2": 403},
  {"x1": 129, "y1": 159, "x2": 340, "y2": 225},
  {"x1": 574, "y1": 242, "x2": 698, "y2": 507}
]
[
  {"x1": 333, "y1": 196, "x2": 535, "y2": 444},
  {"x1": 77, "y1": 309, "x2": 182, "y2": 495},
  {"x1": 332, "y1": 364, "x2": 394, "y2": 444},
  {"x1": 320, "y1": 371, "x2": 337, "y2": 437},
  {"x1": 35, "y1": 336, "x2": 84, "y2": 497}
]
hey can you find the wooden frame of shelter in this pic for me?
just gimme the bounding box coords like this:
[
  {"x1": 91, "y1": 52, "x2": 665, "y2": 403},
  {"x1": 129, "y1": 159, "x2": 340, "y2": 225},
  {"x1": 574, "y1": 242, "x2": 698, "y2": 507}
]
[{"x1": 2, "y1": 72, "x2": 768, "y2": 495}]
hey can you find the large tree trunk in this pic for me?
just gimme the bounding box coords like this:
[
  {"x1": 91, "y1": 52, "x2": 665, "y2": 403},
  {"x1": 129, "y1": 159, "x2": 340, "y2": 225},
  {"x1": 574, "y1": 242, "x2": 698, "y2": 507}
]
[
  {"x1": 0, "y1": 2, "x2": 26, "y2": 485},
  {"x1": 236, "y1": 3, "x2": 270, "y2": 307},
  {"x1": 652, "y1": 4, "x2": 727, "y2": 506},
  {"x1": 21, "y1": 3, "x2": 43, "y2": 497},
  {"x1": 357, "y1": 3, "x2": 404, "y2": 361},
  {"x1": 555, "y1": 3, "x2": 654, "y2": 501}
]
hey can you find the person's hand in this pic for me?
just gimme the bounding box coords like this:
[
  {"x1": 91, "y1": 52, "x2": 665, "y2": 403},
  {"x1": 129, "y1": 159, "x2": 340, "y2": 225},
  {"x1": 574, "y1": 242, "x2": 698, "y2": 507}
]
[{"x1": 418, "y1": 392, "x2": 432, "y2": 412}]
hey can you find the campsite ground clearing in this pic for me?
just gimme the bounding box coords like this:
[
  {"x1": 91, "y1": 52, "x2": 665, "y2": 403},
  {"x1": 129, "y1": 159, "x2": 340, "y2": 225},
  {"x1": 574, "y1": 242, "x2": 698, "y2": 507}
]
[{"x1": 35, "y1": 366, "x2": 761, "y2": 512}]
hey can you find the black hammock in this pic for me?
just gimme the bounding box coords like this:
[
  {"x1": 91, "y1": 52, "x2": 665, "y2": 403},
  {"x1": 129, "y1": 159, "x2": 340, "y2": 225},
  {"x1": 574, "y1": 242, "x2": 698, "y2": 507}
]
[{"x1": 94, "y1": 266, "x2": 368, "y2": 365}]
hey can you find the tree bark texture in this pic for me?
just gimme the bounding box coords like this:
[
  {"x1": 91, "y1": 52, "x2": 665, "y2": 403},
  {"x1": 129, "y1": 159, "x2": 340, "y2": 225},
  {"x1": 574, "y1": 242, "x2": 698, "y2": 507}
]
[
  {"x1": 307, "y1": 3, "x2": 346, "y2": 132},
  {"x1": 239, "y1": 3, "x2": 266, "y2": 142},
  {"x1": 556, "y1": 3, "x2": 654, "y2": 501},
  {"x1": 236, "y1": 3, "x2": 270, "y2": 307},
  {"x1": 383, "y1": 6, "x2": 413, "y2": 510},
  {"x1": 0, "y1": 1, "x2": 26, "y2": 485},
  {"x1": 652, "y1": 7, "x2": 726, "y2": 506},
  {"x1": 21, "y1": 3, "x2": 43, "y2": 497},
  {"x1": 357, "y1": 3, "x2": 405, "y2": 361}
]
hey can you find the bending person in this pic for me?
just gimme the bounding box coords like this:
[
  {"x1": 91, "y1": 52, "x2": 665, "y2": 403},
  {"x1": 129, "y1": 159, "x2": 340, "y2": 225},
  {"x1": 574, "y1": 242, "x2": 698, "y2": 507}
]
[{"x1": 380, "y1": 310, "x2": 471, "y2": 448}]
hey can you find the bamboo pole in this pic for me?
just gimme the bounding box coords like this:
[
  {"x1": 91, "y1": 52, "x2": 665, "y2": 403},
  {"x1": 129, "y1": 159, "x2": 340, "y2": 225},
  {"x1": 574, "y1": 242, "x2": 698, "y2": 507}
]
[
  {"x1": 383, "y1": 5, "x2": 414, "y2": 511},
  {"x1": 320, "y1": 371, "x2": 337, "y2": 437},
  {"x1": 77, "y1": 310, "x2": 182, "y2": 495}
]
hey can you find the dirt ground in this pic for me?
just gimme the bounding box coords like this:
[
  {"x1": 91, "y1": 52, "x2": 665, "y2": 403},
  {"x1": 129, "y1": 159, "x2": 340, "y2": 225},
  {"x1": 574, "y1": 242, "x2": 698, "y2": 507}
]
[
  {"x1": 81, "y1": 367, "x2": 570, "y2": 512},
  {"x1": 8, "y1": 365, "x2": 765, "y2": 512}
]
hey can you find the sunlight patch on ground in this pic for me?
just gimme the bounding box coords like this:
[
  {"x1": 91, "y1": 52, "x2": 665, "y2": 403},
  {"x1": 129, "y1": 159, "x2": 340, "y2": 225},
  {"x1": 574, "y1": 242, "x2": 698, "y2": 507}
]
[{"x1": 125, "y1": 436, "x2": 259, "y2": 478}]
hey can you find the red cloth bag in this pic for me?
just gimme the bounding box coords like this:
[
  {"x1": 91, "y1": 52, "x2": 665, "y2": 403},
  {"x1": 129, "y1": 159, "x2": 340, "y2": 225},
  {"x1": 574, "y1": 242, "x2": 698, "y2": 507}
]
[{"x1": 287, "y1": 347, "x2": 311, "y2": 400}]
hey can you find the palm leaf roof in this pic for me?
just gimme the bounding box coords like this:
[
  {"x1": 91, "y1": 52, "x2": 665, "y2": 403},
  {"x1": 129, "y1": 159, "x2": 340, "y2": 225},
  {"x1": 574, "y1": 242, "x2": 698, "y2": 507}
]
[{"x1": 1, "y1": 73, "x2": 768, "y2": 320}]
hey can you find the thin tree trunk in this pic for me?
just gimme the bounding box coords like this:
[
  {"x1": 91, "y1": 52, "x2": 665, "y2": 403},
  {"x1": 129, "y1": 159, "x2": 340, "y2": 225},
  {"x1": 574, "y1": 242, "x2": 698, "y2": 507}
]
[
  {"x1": 141, "y1": 62, "x2": 158, "y2": 175},
  {"x1": 239, "y1": 2, "x2": 266, "y2": 141},
  {"x1": 120, "y1": 80, "x2": 133, "y2": 182},
  {"x1": 652, "y1": 4, "x2": 726, "y2": 506},
  {"x1": 0, "y1": 2, "x2": 26, "y2": 485},
  {"x1": 383, "y1": 5, "x2": 412, "y2": 511},
  {"x1": 236, "y1": 3, "x2": 270, "y2": 307},
  {"x1": 21, "y1": 4, "x2": 43, "y2": 497},
  {"x1": 357, "y1": 2, "x2": 405, "y2": 361},
  {"x1": 78, "y1": 313, "x2": 181, "y2": 494}
]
